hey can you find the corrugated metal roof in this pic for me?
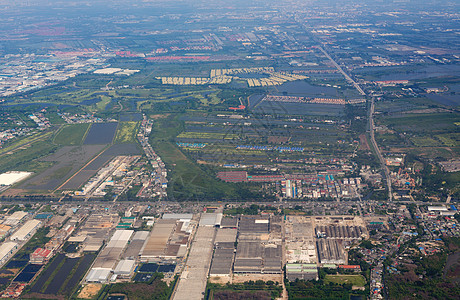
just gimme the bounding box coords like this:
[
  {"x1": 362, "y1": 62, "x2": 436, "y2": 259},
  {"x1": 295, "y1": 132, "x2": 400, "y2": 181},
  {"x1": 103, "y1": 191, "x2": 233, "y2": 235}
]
[
  {"x1": 199, "y1": 213, "x2": 223, "y2": 226},
  {"x1": 132, "y1": 231, "x2": 149, "y2": 240},
  {"x1": 0, "y1": 242, "x2": 17, "y2": 262},
  {"x1": 10, "y1": 220, "x2": 41, "y2": 241},
  {"x1": 114, "y1": 259, "x2": 135, "y2": 274},
  {"x1": 86, "y1": 268, "x2": 111, "y2": 282},
  {"x1": 162, "y1": 213, "x2": 193, "y2": 220}
]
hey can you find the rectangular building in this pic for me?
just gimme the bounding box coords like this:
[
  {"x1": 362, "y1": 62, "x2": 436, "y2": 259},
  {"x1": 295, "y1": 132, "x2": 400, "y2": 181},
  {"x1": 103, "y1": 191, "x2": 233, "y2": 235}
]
[
  {"x1": 0, "y1": 242, "x2": 18, "y2": 265},
  {"x1": 10, "y1": 220, "x2": 41, "y2": 241}
]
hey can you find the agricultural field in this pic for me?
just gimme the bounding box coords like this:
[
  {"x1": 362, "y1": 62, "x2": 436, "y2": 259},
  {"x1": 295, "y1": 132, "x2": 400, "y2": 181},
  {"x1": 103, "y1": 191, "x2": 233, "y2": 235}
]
[
  {"x1": 0, "y1": 130, "x2": 54, "y2": 157},
  {"x1": 114, "y1": 121, "x2": 139, "y2": 144},
  {"x1": 373, "y1": 96, "x2": 460, "y2": 198},
  {"x1": 378, "y1": 113, "x2": 458, "y2": 134},
  {"x1": 83, "y1": 122, "x2": 118, "y2": 145},
  {"x1": 148, "y1": 114, "x2": 248, "y2": 201},
  {"x1": 410, "y1": 136, "x2": 441, "y2": 147},
  {"x1": 53, "y1": 123, "x2": 90, "y2": 146},
  {"x1": 59, "y1": 143, "x2": 140, "y2": 190},
  {"x1": 0, "y1": 139, "x2": 57, "y2": 174},
  {"x1": 174, "y1": 112, "x2": 356, "y2": 170},
  {"x1": 17, "y1": 145, "x2": 106, "y2": 191},
  {"x1": 435, "y1": 133, "x2": 460, "y2": 147}
]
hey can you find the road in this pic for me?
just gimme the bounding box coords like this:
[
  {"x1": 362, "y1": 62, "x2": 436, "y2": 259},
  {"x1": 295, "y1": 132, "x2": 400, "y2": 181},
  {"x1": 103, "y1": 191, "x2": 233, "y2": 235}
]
[
  {"x1": 316, "y1": 46, "x2": 366, "y2": 96},
  {"x1": 317, "y1": 44, "x2": 392, "y2": 202},
  {"x1": 369, "y1": 97, "x2": 393, "y2": 201}
]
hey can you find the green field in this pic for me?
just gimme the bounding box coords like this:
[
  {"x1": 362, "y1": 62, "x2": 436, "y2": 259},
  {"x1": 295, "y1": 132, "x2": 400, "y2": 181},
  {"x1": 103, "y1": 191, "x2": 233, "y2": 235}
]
[
  {"x1": 436, "y1": 133, "x2": 460, "y2": 147},
  {"x1": 0, "y1": 140, "x2": 57, "y2": 173},
  {"x1": 0, "y1": 130, "x2": 54, "y2": 157},
  {"x1": 324, "y1": 274, "x2": 366, "y2": 287},
  {"x1": 177, "y1": 131, "x2": 239, "y2": 140},
  {"x1": 53, "y1": 123, "x2": 90, "y2": 145},
  {"x1": 96, "y1": 95, "x2": 112, "y2": 111},
  {"x1": 114, "y1": 121, "x2": 139, "y2": 143},
  {"x1": 381, "y1": 113, "x2": 459, "y2": 134},
  {"x1": 410, "y1": 136, "x2": 441, "y2": 147},
  {"x1": 148, "y1": 114, "x2": 242, "y2": 201}
]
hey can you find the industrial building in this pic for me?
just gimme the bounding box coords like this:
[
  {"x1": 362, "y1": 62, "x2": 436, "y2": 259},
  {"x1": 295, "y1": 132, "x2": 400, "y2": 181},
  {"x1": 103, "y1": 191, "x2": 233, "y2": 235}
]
[
  {"x1": 286, "y1": 263, "x2": 318, "y2": 281},
  {"x1": 73, "y1": 213, "x2": 120, "y2": 252},
  {"x1": 123, "y1": 231, "x2": 149, "y2": 259},
  {"x1": 209, "y1": 242, "x2": 235, "y2": 277},
  {"x1": 199, "y1": 213, "x2": 222, "y2": 227},
  {"x1": 232, "y1": 215, "x2": 283, "y2": 275},
  {"x1": 114, "y1": 259, "x2": 136, "y2": 277},
  {"x1": 0, "y1": 242, "x2": 18, "y2": 265},
  {"x1": 234, "y1": 241, "x2": 263, "y2": 273},
  {"x1": 92, "y1": 229, "x2": 134, "y2": 270},
  {"x1": 285, "y1": 216, "x2": 317, "y2": 264},
  {"x1": 86, "y1": 229, "x2": 134, "y2": 283},
  {"x1": 220, "y1": 217, "x2": 238, "y2": 228},
  {"x1": 315, "y1": 225, "x2": 365, "y2": 240},
  {"x1": 10, "y1": 220, "x2": 41, "y2": 241},
  {"x1": 29, "y1": 248, "x2": 52, "y2": 264},
  {"x1": 162, "y1": 213, "x2": 193, "y2": 220},
  {"x1": 215, "y1": 228, "x2": 237, "y2": 243},
  {"x1": 316, "y1": 239, "x2": 346, "y2": 264},
  {"x1": 239, "y1": 215, "x2": 269, "y2": 235},
  {"x1": 86, "y1": 268, "x2": 112, "y2": 283},
  {"x1": 2, "y1": 211, "x2": 28, "y2": 226},
  {"x1": 141, "y1": 219, "x2": 176, "y2": 261}
]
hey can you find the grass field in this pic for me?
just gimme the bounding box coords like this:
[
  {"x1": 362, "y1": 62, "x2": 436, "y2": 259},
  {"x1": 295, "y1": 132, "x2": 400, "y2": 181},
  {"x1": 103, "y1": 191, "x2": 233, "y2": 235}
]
[
  {"x1": 96, "y1": 95, "x2": 111, "y2": 111},
  {"x1": 381, "y1": 113, "x2": 458, "y2": 133},
  {"x1": 53, "y1": 124, "x2": 90, "y2": 146},
  {"x1": 0, "y1": 130, "x2": 54, "y2": 157},
  {"x1": 0, "y1": 140, "x2": 57, "y2": 173},
  {"x1": 410, "y1": 136, "x2": 440, "y2": 147},
  {"x1": 177, "y1": 131, "x2": 239, "y2": 140},
  {"x1": 114, "y1": 122, "x2": 139, "y2": 143},
  {"x1": 436, "y1": 133, "x2": 460, "y2": 147},
  {"x1": 325, "y1": 275, "x2": 366, "y2": 287},
  {"x1": 149, "y1": 114, "x2": 239, "y2": 200}
]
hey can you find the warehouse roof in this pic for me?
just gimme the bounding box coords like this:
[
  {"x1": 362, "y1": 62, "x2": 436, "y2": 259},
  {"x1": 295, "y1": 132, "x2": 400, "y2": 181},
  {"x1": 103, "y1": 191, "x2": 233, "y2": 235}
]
[
  {"x1": 162, "y1": 213, "x2": 193, "y2": 220},
  {"x1": 199, "y1": 213, "x2": 222, "y2": 226},
  {"x1": 86, "y1": 268, "x2": 111, "y2": 282},
  {"x1": 114, "y1": 259, "x2": 136, "y2": 275},
  {"x1": 10, "y1": 220, "x2": 41, "y2": 241},
  {"x1": 0, "y1": 242, "x2": 17, "y2": 261}
]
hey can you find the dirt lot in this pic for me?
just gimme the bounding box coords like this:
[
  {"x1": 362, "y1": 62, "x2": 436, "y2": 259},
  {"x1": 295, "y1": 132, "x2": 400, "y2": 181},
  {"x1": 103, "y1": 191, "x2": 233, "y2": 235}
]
[
  {"x1": 232, "y1": 273, "x2": 283, "y2": 284},
  {"x1": 78, "y1": 284, "x2": 102, "y2": 299}
]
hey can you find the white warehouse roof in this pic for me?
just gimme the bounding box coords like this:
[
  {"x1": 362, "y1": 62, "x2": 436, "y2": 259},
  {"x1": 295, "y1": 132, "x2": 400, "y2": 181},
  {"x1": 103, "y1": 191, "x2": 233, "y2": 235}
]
[
  {"x1": 132, "y1": 231, "x2": 149, "y2": 241},
  {"x1": 199, "y1": 213, "x2": 223, "y2": 226},
  {"x1": 86, "y1": 268, "x2": 111, "y2": 282},
  {"x1": 10, "y1": 220, "x2": 41, "y2": 241},
  {"x1": 428, "y1": 206, "x2": 448, "y2": 211},
  {"x1": 0, "y1": 242, "x2": 18, "y2": 263},
  {"x1": 3, "y1": 211, "x2": 28, "y2": 226},
  {"x1": 106, "y1": 230, "x2": 134, "y2": 248},
  {"x1": 0, "y1": 171, "x2": 32, "y2": 186},
  {"x1": 162, "y1": 213, "x2": 193, "y2": 220},
  {"x1": 114, "y1": 259, "x2": 136, "y2": 275}
]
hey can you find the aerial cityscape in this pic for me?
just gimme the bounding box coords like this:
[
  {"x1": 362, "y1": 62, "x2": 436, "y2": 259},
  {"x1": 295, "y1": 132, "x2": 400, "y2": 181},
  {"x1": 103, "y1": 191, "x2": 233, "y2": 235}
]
[{"x1": 0, "y1": 0, "x2": 458, "y2": 299}]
